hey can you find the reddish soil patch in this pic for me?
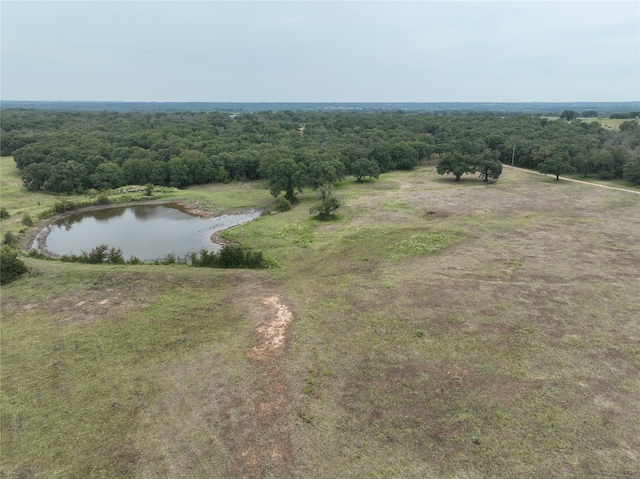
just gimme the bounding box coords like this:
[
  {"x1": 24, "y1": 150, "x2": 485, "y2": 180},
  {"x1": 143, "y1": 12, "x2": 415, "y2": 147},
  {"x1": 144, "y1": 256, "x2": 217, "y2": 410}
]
[{"x1": 222, "y1": 279, "x2": 295, "y2": 478}]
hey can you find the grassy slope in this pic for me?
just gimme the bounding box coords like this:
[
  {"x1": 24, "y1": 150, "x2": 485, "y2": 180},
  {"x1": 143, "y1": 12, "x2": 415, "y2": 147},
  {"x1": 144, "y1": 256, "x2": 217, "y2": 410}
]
[{"x1": 2, "y1": 158, "x2": 639, "y2": 478}]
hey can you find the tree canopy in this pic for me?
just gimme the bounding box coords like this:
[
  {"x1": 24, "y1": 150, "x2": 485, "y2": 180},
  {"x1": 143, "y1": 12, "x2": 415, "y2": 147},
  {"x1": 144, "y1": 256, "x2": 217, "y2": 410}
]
[{"x1": 1, "y1": 109, "x2": 638, "y2": 194}]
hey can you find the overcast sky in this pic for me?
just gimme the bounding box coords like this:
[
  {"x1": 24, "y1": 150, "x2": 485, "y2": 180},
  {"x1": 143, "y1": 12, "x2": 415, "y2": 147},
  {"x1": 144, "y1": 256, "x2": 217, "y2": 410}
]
[{"x1": 1, "y1": 1, "x2": 638, "y2": 102}]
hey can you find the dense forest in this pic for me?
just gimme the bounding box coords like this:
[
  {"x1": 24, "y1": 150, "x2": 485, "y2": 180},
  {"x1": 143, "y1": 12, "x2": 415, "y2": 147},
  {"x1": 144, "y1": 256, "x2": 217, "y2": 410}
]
[{"x1": 2, "y1": 109, "x2": 639, "y2": 197}]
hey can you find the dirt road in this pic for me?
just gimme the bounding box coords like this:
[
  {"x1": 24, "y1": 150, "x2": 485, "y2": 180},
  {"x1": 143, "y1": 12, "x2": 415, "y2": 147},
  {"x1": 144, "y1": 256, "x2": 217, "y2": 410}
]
[{"x1": 506, "y1": 164, "x2": 640, "y2": 195}]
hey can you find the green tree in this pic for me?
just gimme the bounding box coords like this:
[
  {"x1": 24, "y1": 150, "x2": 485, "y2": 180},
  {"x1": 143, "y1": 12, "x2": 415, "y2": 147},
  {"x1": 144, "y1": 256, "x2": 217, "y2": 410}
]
[
  {"x1": 21, "y1": 163, "x2": 51, "y2": 191},
  {"x1": 266, "y1": 158, "x2": 304, "y2": 202},
  {"x1": 622, "y1": 156, "x2": 640, "y2": 185},
  {"x1": 538, "y1": 151, "x2": 576, "y2": 180},
  {"x1": 306, "y1": 158, "x2": 345, "y2": 190},
  {"x1": 476, "y1": 150, "x2": 503, "y2": 181},
  {"x1": 560, "y1": 110, "x2": 578, "y2": 121},
  {"x1": 436, "y1": 152, "x2": 476, "y2": 181},
  {"x1": 352, "y1": 158, "x2": 380, "y2": 182},
  {"x1": 91, "y1": 162, "x2": 125, "y2": 190},
  {"x1": 391, "y1": 143, "x2": 419, "y2": 170},
  {"x1": 369, "y1": 142, "x2": 395, "y2": 172},
  {"x1": 44, "y1": 161, "x2": 89, "y2": 193},
  {"x1": 168, "y1": 157, "x2": 192, "y2": 187},
  {"x1": 122, "y1": 158, "x2": 155, "y2": 185}
]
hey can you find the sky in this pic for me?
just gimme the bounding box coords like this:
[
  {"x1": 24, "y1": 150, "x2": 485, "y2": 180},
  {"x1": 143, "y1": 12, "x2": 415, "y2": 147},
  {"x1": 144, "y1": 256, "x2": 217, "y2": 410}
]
[{"x1": 1, "y1": 1, "x2": 639, "y2": 103}]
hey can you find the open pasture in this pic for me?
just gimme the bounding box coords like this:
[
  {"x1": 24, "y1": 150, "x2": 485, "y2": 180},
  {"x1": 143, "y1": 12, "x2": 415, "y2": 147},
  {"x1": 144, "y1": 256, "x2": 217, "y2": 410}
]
[{"x1": 2, "y1": 165, "x2": 639, "y2": 478}]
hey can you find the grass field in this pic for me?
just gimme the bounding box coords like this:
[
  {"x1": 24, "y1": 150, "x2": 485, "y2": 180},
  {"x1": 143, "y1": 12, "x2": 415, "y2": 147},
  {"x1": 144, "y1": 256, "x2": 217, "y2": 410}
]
[
  {"x1": 541, "y1": 117, "x2": 632, "y2": 131},
  {"x1": 2, "y1": 157, "x2": 639, "y2": 478}
]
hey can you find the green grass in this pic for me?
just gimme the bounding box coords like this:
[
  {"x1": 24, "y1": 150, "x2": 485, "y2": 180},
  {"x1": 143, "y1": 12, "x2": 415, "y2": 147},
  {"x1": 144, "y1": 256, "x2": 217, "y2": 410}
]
[{"x1": 2, "y1": 164, "x2": 640, "y2": 478}]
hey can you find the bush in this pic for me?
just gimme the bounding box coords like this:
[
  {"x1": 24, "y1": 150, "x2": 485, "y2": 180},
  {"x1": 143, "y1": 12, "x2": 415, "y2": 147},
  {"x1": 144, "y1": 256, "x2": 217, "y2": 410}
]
[
  {"x1": 623, "y1": 156, "x2": 640, "y2": 185},
  {"x1": 96, "y1": 194, "x2": 111, "y2": 205},
  {"x1": 1, "y1": 246, "x2": 29, "y2": 284},
  {"x1": 21, "y1": 213, "x2": 34, "y2": 227},
  {"x1": 276, "y1": 198, "x2": 292, "y2": 212},
  {"x1": 0, "y1": 207, "x2": 9, "y2": 219},
  {"x1": 162, "y1": 252, "x2": 177, "y2": 265},
  {"x1": 52, "y1": 200, "x2": 78, "y2": 214},
  {"x1": 191, "y1": 245, "x2": 266, "y2": 269},
  {"x1": 310, "y1": 197, "x2": 342, "y2": 220},
  {"x1": 2, "y1": 231, "x2": 19, "y2": 247},
  {"x1": 84, "y1": 244, "x2": 109, "y2": 264},
  {"x1": 108, "y1": 247, "x2": 125, "y2": 264},
  {"x1": 310, "y1": 186, "x2": 342, "y2": 220}
]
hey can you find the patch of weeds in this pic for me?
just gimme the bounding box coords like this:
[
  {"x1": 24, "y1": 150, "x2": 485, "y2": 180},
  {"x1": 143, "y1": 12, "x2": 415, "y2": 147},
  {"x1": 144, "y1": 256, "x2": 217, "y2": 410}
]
[
  {"x1": 619, "y1": 379, "x2": 640, "y2": 393},
  {"x1": 389, "y1": 231, "x2": 458, "y2": 256},
  {"x1": 447, "y1": 314, "x2": 466, "y2": 326},
  {"x1": 454, "y1": 410, "x2": 475, "y2": 424},
  {"x1": 472, "y1": 428, "x2": 483, "y2": 445},
  {"x1": 342, "y1": 229, "x2": 382, "y2": 243},
  {"x1": 381, "y1": 199, "x2": 410, "y2": 210},
  {"x1": 272, "y1": 223, "x2": 315, "y2": 246},
  {"x1": 415, "y1": 330, "x2": 425, "y2": 338},
  {"x1": 21, "y1": 213, "x2": 34, "y2": 227},
  {"x1": 302, "y1": 376, "x2": 317, "y2": 395},
  {"x1": 564, "y1": 335, "x2": 588, "y2": 349},
  {"x1": 495, "y1": 406, "x2": 509, "y2": 422},
  {"x1": 495, "y1": 303, "x2": 509, "y2": 311},
  {"x1": 298, "y1": 411, "x2": 315, "y2": 424},
  {"x1": 302, "y1": 365, "x2": 336, "y2": 396}
]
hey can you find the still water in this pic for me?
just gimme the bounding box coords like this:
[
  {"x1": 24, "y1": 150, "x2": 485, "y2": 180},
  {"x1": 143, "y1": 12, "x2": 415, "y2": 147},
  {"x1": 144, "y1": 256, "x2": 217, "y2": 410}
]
[{"x1": 36, "y1": 204, "x2": 260, "y2": 261}]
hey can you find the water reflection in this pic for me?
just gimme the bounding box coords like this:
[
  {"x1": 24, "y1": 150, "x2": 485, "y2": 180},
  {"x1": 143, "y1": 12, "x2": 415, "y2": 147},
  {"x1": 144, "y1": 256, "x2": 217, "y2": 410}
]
[{"x1": 38, "y1": 204, "x2": 260, "y2": 261}]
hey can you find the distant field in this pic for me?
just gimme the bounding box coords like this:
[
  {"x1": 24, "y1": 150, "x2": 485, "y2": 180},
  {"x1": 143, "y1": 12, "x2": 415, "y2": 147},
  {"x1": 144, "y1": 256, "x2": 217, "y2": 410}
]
[
  {"x1": 542, "y1": 116, "x2": 632, "y2": 131},
  {"x1": 2, "y1": 165, "x2": 640, "y2": 478}
]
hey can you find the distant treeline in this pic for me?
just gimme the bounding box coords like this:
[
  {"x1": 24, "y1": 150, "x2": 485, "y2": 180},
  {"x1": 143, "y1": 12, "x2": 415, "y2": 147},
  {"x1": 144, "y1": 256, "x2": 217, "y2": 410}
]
[
  {"x1": 2, "y1": 101, "x2": 639, "y2": 116},
  {"x1": 610, "y1": 112, "x2": 640, "y2": 119},
  {"x1": 2, "y1": 109, "x2": 639, "y2": 193}
]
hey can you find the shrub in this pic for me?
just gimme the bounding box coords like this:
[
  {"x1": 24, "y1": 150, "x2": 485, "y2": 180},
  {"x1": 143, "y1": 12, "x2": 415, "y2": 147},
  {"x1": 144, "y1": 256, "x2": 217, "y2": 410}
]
[
  {"x1": 108, "y1": 247, "x2": 125, "y2": 264},
  {"x1": 52, "y1": 200, "x2": 77, "y2": 214},
  {"x1": 85, "y1": 244, "x2": 109, "y2": 264},
  {"x1": 0, "y1": 246, "x2": 29, "y2": 284},
  {"x1": 21, "y1": 213, "x2": 34, "y2": 227},
  {"x1": 2, "y1": 231, "x2": 19, "y2": 247},
  {"x1": 310, "y1": 197, "x2": 342, "y2": 220},
  {"x1": 162, "y1": 252, "x2": 177, "y2": 264},
  {"x1": 218, "y1": 244, "x2": 246, "y2": 268},
  {"x1": 28, "y1": 249, "x2": 47, "y2": 259},
  {"x1": 0, "y1": 207, "x2": 9, "y2": 219},
  {"x1": 96, "y1": 194, "x2": 111, "y2": 205},
  {"x1": 191, "y1": 245, "x2": 265, "y2": 269},
  {"x1": 623, "y1": 156, "x2": 640, "y2": 185},
  {"x1": 144, "y1": 184, "x2": 154, "y2": 196},
  {"x1": 276, "y1": 198, "x2": 292, "y2": 212}
]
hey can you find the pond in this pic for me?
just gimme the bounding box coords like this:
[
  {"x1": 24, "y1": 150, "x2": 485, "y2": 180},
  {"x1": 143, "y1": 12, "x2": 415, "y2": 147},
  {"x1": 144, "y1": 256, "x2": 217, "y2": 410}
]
[{"x1": 32, "y1": 204, "x2": 261, "y2": 262}]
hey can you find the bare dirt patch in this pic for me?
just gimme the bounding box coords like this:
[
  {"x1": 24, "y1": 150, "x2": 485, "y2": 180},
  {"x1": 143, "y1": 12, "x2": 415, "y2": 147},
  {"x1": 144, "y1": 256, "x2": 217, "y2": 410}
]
[
  {"x1": 249, "y1": 296, "x2": 294, "y2": 361},
  {"x1": 218, "y1": 275, "x2": 296, "y2": 478}
]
